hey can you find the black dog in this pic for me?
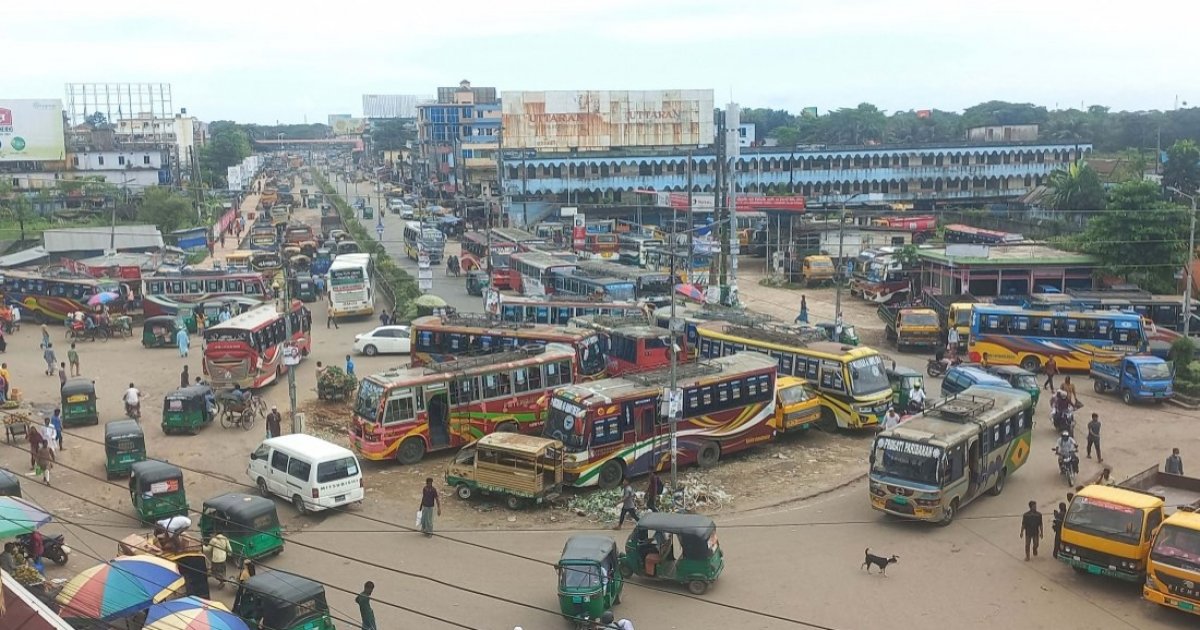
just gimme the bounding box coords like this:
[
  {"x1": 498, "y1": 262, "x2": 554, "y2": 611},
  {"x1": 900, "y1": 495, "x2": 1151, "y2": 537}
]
[{"x1": 862, "y1": 548, "x2": 899, "y2": 575}]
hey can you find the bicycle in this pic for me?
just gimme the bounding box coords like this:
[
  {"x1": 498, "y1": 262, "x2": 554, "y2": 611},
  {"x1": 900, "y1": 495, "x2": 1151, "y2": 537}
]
[{"x1": 217, "y1": 393, "x2": 266, "y2": 431}]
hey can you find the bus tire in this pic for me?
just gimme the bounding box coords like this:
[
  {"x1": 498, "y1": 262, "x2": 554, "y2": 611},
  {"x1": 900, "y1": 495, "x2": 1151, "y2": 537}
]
[
  {"x1": 397, "y1": 438, "x2": 425, "y2": 465},
  {"x1": 987, "y1": 469, "x2": 1006, "y2": 496},
  {"x1": 938, "y1": 499, "x2": 959, "y2": 527},
  {"x1": 597, "y1": 460, "x2": 625, "y2": 490},
  {"x1": 1019, "y1": 355, "x2": 1041, "y2": 372},
  {"x1": 817, "y1": 407, "x2": 839, "y2": 432},
  {"x1": 697, "y1": 442, "x2": 720, "y2": 469}
]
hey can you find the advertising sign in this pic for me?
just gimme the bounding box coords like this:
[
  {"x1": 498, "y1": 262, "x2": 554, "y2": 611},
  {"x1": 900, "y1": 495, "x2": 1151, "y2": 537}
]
[
  {"x1": 331, "y1": 117, "x2": 367, "y2": 136},
  {"x1": 0, "y1": 99, "x2": 66, "y2": 162},
  {"x1": 652, "y1": 192, "x2": 805, "y2": 212},
  {"x1": 501, "y1": 90, "x2": 714, "y2": 151}
]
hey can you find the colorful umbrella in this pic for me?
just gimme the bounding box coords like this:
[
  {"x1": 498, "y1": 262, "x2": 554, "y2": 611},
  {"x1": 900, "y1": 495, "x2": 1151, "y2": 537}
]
[
  {"x1": 145, "y1": 597, "x2": 248, "y2": 630},
  {"x1": 0, "y1": 496, "x2": 52, "y2": 538},
  {"x1": 56, "y1": 555, "x2": 185, "y2": 621},
  {"x1": 87, "y1": 291, "x2": 121, "y2": 306}
]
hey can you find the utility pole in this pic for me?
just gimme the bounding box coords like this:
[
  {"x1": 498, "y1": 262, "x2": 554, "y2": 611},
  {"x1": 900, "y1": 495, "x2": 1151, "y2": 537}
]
[
  {"x1": 710, "y1": 109, "x2": 726, "y2": 297},
  {"x1": 725, "y1": 103, "x2": 740, "y2": 307},
  {"x1": 1168, "y1": 187, "x2": 1197, "y2": 337},
  {"x1": 277, "y1": 261, "x2": 301, "y2": 433},
  {"x1": 667, "y1": 211, "x2": 680, "y2": 501},
  {"x1": 834, "y1": 192, "x2": 865, "y2": 327}
]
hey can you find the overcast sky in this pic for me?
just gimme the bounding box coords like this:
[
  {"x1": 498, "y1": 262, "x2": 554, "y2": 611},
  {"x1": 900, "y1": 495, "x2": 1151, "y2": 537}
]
[{"x1": 6, "y1": 0, "x2": 1196, "y2": 124}]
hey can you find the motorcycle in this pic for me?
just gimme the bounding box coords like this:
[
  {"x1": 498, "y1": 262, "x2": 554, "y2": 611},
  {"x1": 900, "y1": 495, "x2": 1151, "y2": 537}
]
[
  {"x1": 1053, "y1": 447, "x2": 1078, "y2": 487},
  {"x1": 125, "y1": 401, "x2": 141, "y2": 420},
  {"x1": 17, "y1": 532, "x2": 70, "y2": 566},
  {"x1": 1052, "y1": 403, "x2": 1076, "y2": 437},
  {"x1": 926, "y1": 357, "x2": 948, "y2": 377}
]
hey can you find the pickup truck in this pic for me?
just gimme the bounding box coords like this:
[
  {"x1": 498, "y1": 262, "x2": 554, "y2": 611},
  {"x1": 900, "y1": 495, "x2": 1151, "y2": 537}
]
[
  {"x1": 925, "y1": 293, "x2": 977, "y2": 350},
  {"x1": 877, "y1": 305, "x2": 941, "y2": 352},
  {"x1": 1089, "y1": 355, "x2": 1174, "y2": 404},
  {"x1": 1059, "y1": 465, "x2": 1200, "y2": 584}
]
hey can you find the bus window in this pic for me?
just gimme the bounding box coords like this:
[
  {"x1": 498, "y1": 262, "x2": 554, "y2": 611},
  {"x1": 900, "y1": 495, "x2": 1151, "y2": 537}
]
[
  {"x1": 205, "y1": 279, "x2": 224, "y2": 292},
  {"x1": 383, "y1": 395, "x2": 416, "y2": 424},
  {"x1": 224, "y1": 279, "x2": 243, "y2": 293},
  {"x1": 592, "y1": 417, "x2": 621, "y2": 446},
  {"x1": 947, "y1": 445, "x2": 965, "y2": 483}
]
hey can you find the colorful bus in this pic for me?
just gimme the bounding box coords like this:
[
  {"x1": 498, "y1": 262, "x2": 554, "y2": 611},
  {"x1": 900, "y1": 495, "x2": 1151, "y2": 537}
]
[
  {"x1": 410, "y1": 314, "x2": 606, "y2": 380},
  {"x1": 550, "y1": 271, "x2": 636, "y2": 302},
  {"x1": 695, "y1": 320, "x2": 893, "y2": 430},
  {"x1": 202, "y1": 301, "x2": 312, "y2": 389},
  {"x1": 576, "y1": 259, "x2": 676, "y2": 300},
  {"x1": 490, "y1": 227, "x2": 546, "y2": 251},
  {"x1": 327, "y1": 254, "x2": 374, "y2": 317},
  {"x1": 510, "y1": 251, "x2": 578, "y2": 297},
  {"x1": 403, "y1": 221, "x2": 446, "y2": 264},
  {"x1": 142, "y1": 273, "x2": 273, "y2": 317},
  {"x1": 869, "y1": 386, "x2": 1034, "y2": 524},
  {"x1": 568, "y1": 315, "x2": 679, "y2": 376},
  {"x1": 492, "y1": 295, "x2": 647, "y2": 326},
  {"x1": 348, "y1": 344, "x2": 577, "y2": 464},
  {"x1": 459, "y1": 231, "x2": 501, "y2": 274},
  {"x1": 0, "y1": 271, "x2": 120, "y2": 323},
  {"x1": 645, "y1": 246, "x2": 712, "y2": 286},
  {"x1": 249, "y1": 224, "x2": 278, "y2": 251},
  {"x1": 967, "y1": 305, "x2": 1146, "y2": 372},
  {"x1": 618, "y1": 233, "x2": 664, "y2": 267},
  {"x1": 543, "y1": 351, "x2": 778, "y2": 489},
  {"x1": 576, "y1": 233, "x2": 619, "y2": 261}
]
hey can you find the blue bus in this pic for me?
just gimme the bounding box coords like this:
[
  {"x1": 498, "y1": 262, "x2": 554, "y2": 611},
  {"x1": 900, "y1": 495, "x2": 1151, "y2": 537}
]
[{"x1": 967, "y1": 305, "x2": 1146, "y2": 372}]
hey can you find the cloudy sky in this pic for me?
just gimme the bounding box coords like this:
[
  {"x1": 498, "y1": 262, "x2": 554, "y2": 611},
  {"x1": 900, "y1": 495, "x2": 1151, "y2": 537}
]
[{"x1": 5, "y1": 0, "x2": 1196, "y2": 123}]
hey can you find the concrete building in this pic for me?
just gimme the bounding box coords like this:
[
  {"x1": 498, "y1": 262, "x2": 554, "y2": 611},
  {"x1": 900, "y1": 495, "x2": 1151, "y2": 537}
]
[
  {"x1": 917, "y1": 242, "x2": 1100, "y2": 297},
  {"x1": 416, "y1": 80, "x2": 500, "y2": 194},
  {"x1": 43, "y1": 224, "x2": 164, "y2": 258},
  {"x1": 68, "y1": 148, "x2": 169, "y2": 188}
]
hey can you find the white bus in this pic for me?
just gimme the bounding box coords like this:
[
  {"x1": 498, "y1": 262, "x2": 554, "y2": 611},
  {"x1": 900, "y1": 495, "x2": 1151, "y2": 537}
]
[
  {"x1": 328, "y1": 253, "x2": 374, "y2": 317},
  {"x1": 403, "y1": 221, "x2": 446, "y2": 264},
  {"x1": 618, "y1": 233, "x2": 663, "y2": 268}
]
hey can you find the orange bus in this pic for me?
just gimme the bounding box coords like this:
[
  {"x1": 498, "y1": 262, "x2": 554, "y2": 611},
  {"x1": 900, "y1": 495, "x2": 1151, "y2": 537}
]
[
  {"x1": 410, "y1": 313, "x2": 606, "y2": 380},
  {"x1": 202, "y1": 301, "x2": 312, "y2": 389}
]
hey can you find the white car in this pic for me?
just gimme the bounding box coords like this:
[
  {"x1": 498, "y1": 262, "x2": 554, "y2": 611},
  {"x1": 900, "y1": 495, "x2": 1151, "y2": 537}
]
[{"x1": 353, "y1": 325, "x2": 411, "y2": 356}]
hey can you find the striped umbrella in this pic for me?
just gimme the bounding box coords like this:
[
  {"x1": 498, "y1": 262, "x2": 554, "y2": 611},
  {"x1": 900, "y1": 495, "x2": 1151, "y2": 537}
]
[
  {"x1": 0, "y1": 496, "x2": 52, "y2": 538},
  {"x1": 56, "y1": 555, "x2": 185, "y2": 621},
  {"x1": 145, "y1": 597, "x2": 249, "y2": 630}
]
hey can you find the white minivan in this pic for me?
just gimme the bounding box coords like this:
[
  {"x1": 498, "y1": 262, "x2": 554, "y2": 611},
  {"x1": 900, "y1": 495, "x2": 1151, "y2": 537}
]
[{"x1": 247, "y1": 434, "x2": 364, "y2": 514}]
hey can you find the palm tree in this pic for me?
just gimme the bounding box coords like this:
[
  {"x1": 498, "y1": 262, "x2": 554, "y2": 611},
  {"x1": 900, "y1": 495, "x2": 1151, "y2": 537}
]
[{"x1": 1046, "y1": 162, "x2": 1105, "y2": 222}]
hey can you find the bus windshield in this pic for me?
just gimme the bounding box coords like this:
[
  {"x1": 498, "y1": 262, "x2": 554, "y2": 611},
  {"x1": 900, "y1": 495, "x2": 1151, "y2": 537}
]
[
  {"x1": 545, "y1": 399, "x2": 587, "y2": 451},
  {"x1": 578, "y1": 335, "x2": 605, "y2": 376},
  {"x1": 354, "y1": 380, "x2": 385, "y2": 422},
  {"x1": 849, "y1": 356, "x2": 890, "y2": 396},
  {"x1": 1150, "y1": 524, "x2": 1200, "y2": 572},
  {"x1": 1065, "y1": 496, "x2": 1144, "y2": 544},
  {"x1": 872, "y1": 437, "x2": 942, "y2": 486}
]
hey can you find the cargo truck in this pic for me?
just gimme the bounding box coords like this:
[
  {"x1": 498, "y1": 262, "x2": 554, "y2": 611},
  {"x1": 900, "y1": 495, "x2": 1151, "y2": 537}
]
[
  {"x1": 878, "y1": 305, "x2": 941, "y2": 352},
  {"x1": 1089, "y1": 355, "x2": 1174, "y2": 405},
  {"x1": 926, "y1": 293, "x2": 977, "y2": 351}
]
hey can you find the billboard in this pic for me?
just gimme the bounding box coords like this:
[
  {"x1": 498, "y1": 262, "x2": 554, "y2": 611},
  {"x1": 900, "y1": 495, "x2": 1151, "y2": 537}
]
[
  {"x1": 0, "y1": 99, "x2": 65, "y2": 162},
  {"x1": 362, "y1": 94, "x2": 426, "y2": 119},
  {"x1": 652, "y1": 191, "x2": 806, "y2": 212},
  {"x1": 331, "y1": 117, "x2": 366, "y2": 136},
  {"x1": 501, "y1": 90, "x2": 714, "y2": 151}
]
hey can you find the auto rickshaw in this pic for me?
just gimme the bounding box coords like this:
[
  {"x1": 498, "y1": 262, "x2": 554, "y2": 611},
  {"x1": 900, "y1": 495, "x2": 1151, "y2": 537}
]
[
  {"x1": 312, "y1": 249, "x2": 333, "y2": 275},
  {"x1": 466, "y1": 269, "x2": 490, "y2": 296},
  {"x1": 619, "y1": 512, "x2": 723, "y2": 595},
  {"x1": 886, "y1": 363, "x2": 924, "y2": 410},
  {"x1": 446, "y1": 434, "x2": 563, "y2": 510},
  {"x1": 282, "y1": 245, "x2": 302, "y2": 259},
  {"x1": 813, "y1": 321, "x2": 859, "y2": 346},
  {"x1": 335, "y1": 240, "x2": 360, "y2": 256},
  {"x1": 104, "y1": 419, "x2": 146, "y2": 478},
  {"x1": 118, "y1": 530, "x2": 211, "y2": 598},
  {"x1": 288, "y1": 254, "x2": 312, "y2": 273},
  {"x1": 556, "y1": 535, "x2": 623, "y2": 626},
  {"x1": 128, "y1": 459, "x2": 187, "y2": 522},
  {"x1": 299, "y1": 240, "x2": 318, "y2": 256},
  {"x1": 0, "y1": 468, "x2": 22, "y2": 497},
  {"x1": 61, "y1": 377, "x2": 99, "y2": 426},
  {"x1": 200, "y1": 493, "x2": 284, "y2": 562},
  {"x1": 290, "y1": 274, "x2": 317, "y2": 302},
  {"x1": 233, "y1": 570, "x2": 334, "y2": 630},
  {"x1": 162, "y1": 384, "x2": 215, "y2": 434},
  {"x1": 142, "y1": 315, "x2": 183, "y2": 348}
]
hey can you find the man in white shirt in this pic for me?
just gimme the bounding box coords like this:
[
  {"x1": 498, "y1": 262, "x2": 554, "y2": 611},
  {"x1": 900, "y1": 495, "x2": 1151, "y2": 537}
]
[
  {"x1": 883, "y1": 407, "x2": 901, "y2": 430},
  {"x1": 908, "y1": 384, "x2": 926, "y2": 412},
  {"x1": 123, "y1": 383, "x2": 141, "y2": 416}
]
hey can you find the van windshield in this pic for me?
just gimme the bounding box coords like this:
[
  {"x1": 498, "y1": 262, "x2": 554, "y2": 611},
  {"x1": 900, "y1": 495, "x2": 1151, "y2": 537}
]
[
  {"x1": 316, "y1": 457, "x2": 359, "y2": 484},
  {"x1": 1065, "y1": 496, "x2": 1144, "y2": 544}
]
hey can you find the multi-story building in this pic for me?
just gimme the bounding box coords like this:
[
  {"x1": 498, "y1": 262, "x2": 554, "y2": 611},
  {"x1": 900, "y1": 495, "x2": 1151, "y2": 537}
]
[{"x1": 416, "y1": 80, "x2": 499, "y2": 194}]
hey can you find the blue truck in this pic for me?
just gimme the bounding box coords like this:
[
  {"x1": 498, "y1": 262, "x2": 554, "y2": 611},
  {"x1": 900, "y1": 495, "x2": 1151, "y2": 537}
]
[{"x1": 1089, "y1": 355, "x2": 1174, "y2": 404}]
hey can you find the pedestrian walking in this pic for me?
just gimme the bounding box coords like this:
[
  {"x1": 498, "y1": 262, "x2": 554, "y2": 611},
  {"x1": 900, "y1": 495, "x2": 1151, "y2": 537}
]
[
  {"x1": 615, "y1": 478, "x2": 639, "y2": 529},
  {"x1": 0, "y1": 363, "x2": 9, "y2": 400},
  {"x1": 266, "y1": 406, "x2": 282, "y2": 439},
  {"x1": 207, "y1": 240, "x2": 215, "y2": 257},
  {"x1": 180, "y1": 365, "x2": 190, "y2": 389},
  {"x1": 946, "y1": 326, "x2": 960, "y2": 352},
  {"x1": 35, "y1": 442, "x2": 54, "y2": 485},
  {"x1": 40, "y1": 324, "x2": 50, "y2": 349},
  {"x1": 176, "y1": 327, "x2": 190, "y2": 357},
  {"x1": 645, "y1": 471, "x2": 662, "y2": 513},
  {"x1": 356, "y1": 581, "x2": 377, "y2": 630},
  {"x1": 1051, "y1": 502, "x2": 1066, "y2": 556},
  {"x1": 51, "y1": 408, "x2": 62, "y2": 451},
  {"x1": 1166, "y1": 448, "x2": 1184, "y2": 475},
  {"x1": 326, "y1": 300, "x2": 339, "y2": 329},
  {"x1": 58, "y1": 363, "x2": 67, "y2": 389},
  {"x1": 41, "y1": 417, "x2": 58, "y2": 454},
  {"x1": 418, "y1": 477, "x2": 440, "y2": 536},
  {"x1": 67, "y1": 343, "x2": 80, "y2": 376},
  {"x1": 27, "y1": 423, "x2": 43, "y2": 470},
  {"x1": 1042, "y1": 357, "x2": 1058, "y2": 391},
  {"x1": 345, "y1": 355, "x2": 355, "y2": 376},
  {"x1": 796, "y1": 295, "x2": 809, "y2": 324},
  {"x1": 380, "y1": 311, "x2": 390, "y2": 327},
  {"x1": 1020, "y1": 500, "x2": 1043, "y2": 560},
  {"x1": 219, "y1": 231, "x2": 227, "y2": 248},
  {"x1": 883, "y1": 407, "x2": 901, "y2": 430},
  {"x1": 1086, "y1": 413, "x2": 1102, "y2": 462},
  {"x1": 43, "y1": 343, "x2": 57, "y2": 376},
  {"x1": 204, "y1": 532, "x2": 231, "y2": 590}
]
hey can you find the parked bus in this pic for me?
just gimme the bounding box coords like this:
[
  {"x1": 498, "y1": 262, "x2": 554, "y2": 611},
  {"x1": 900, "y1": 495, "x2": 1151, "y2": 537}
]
[
  {"x1": 576, "y1": 259, "x2": 676, "y2": 301},
  {"x1": 550, "y1": 271, "x2": 636, "y2": 302},
  {"x1": 568, "y1": 314, "x2": 679, "y2": 376},
  {"x1": 327, "y1": 254, "x2": 374, "y2": 317},
  {"x1": 492, "y1": 295, "x2": 647, "y2": 326},
  {"x1": 249, "y1": 224, "x2": 278, "y2": 251},
  {"x1": 0, "y1": 271, "x2": 120, "y2": 323},
  {"x1": 142, "y1": 273, "x2": 273, "y2": 317},
  {"x1": 968, "y1": 305, "x2": 1146, "y2": 372},
  {"x1": 510, "y1": 251, "x2": 578, "y2": 297},
  {"x1": 645, "y1": 246, "x2": 712, "y2": 286},
  {"x1": 618, "y1": 232, "x2": 662, "y2": 267},
  {"x1": 202, "y1": 301, "x2": 312, "y2": 389},
  {"x1": 490, "y1": 227, "x2": 546, "y2": 251},
  {"x1": 1062, "y1": 288, "x2": 1190, "y2": 331},
  {"x1": 695, "y1": 320, "x2": 893, "y2": 430},
  {"x1": 577, "y1": 233, "x2": 619, "y2": 261},
  {"x1": 459, "y1": 231, "x2": 514, "y2": 275},
  {"x1": 869, "y1": 386, "x2": 1035, "y2": 524},
  {"x1": 410, "y1": 313, "x2": 606, "y2": 380},
  {"x1": 349, "y1": 344, "x2": 577, "y2": 464},
  {"x1": 942, "y1": 224, "x2": 1023, "y2": 245},
  {"x1": 403, "y1": 221, "x2": 446, "y2": 264},
  {"x1": 543, "y1": 352, "x2": 778, "y2": 488}
]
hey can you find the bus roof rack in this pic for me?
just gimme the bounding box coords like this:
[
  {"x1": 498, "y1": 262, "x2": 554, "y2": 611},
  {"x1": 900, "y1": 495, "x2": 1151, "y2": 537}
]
[
  {"x1": 624, "y1": 359, "x2": 722, "y2": 386},
  {"x1": 424, "y1": 344, "x2": 546, "y2": 374},
  {"x1": 441, "y1": 313, "x2": 528, "y2": 330},
  {"x1": 590, "y1": 315, "x2": 655, "y2": 329},
  {"x1": 723, "y1": 323, "x2": 825, "y2": 347},
  {"x1": 923, "y1": 394, "x2": 996, "y2": 422}
]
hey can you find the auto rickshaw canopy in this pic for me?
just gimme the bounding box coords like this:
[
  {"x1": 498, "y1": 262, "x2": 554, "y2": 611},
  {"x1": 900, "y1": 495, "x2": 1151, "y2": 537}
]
[
  {"x1": 164, "y1": 385, "x2": 212, "y2": 411},
  {"x1": 235, "y1": 570, "x2": 329, "y2": 629},
  {"x1": 202, "y1": 493, "x2": 280, "y2": 532},
  {"x1": 61, "y1": 377, "x2": 96, "y2": 400},
  {"x1": 632, "y1": 513, "x2": 717, "y2": 559},
  {"x1": 129, "y1": 460, "x2": 184, "y2": 494},
  {"x1": 105, "y1": 419, "x2": 145, "y2": 445}
]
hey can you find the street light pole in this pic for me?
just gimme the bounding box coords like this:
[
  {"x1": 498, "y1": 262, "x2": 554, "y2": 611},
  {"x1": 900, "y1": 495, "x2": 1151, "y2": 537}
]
[
  {"x1": 833, "y1": 192, "x2": 865, "y2": 327},
  {"x1": 1168, "y1": 186, "x2": 1198, "y2": 337}
]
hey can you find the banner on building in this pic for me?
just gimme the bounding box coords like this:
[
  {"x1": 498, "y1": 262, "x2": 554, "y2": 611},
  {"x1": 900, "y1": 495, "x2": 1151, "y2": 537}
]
[
  {"x1": 0, "y1": 99, "x2": 66, "y2": 162},
  {"x1": 651, "y1": 192, "x2": 805, "y2": 212},
  {"x1": 331, "y1": 118, "x2": 367, "y2": 136},
  {"x1": 501, "y1": 90, "x2": 714, "y2": 151}
]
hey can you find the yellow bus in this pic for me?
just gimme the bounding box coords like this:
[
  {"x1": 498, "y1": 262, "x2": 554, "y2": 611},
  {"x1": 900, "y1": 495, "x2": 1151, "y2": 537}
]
[{"x1": 695, "y1": 320, "x2": 892, "y2": 429}]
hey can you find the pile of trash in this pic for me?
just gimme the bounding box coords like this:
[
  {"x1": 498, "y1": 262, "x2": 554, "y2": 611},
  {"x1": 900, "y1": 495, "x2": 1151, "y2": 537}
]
[
  {"x1": 563, "y1": 473, "x2": 733, "y2": 522},
  {"x1": 566, "y1": 488, "x2": 623, "y2": 522},
  {"x1": 675, "y1": 471, "x2": 732, "y2": 509}
]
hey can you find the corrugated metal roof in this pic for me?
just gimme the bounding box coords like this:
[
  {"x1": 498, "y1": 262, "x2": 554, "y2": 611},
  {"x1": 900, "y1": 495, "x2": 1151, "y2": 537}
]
[
  {"x1": 0, "y1": 246, "x2": 49, "y2": 268},
  {"x1": 42, "y1": 225, "x2": 164, "y2": 253}
]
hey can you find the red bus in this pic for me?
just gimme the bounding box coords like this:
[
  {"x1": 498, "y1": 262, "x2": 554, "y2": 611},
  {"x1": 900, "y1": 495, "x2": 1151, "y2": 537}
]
[
  {"x1": 544, "y1": 351, "x2": 779, "y2": 488},
  {"x1": 410, "y1": 314, "x2": 606, "y2": 380},
  {"x1": 142, "y1": 272, "x2": 274, "y2": 317},
  {"x1": 202, "y1": 301, "x2": 312, "y2": 389},
  {"x1": 460, "y1": 231, "x2": 520, "y2": 288},
  {"x1": 568, "y1": 315, "x2": 683, "y2": 376},
  {"x1": 577, "y1": 233, "x2": 619, "y2": 261},
  {"x1": 349, "y1": 343, "x2": 577, "y2": 464},
  {"x1": 510, "y1": 251, "x2": 578, "y2": 297}
]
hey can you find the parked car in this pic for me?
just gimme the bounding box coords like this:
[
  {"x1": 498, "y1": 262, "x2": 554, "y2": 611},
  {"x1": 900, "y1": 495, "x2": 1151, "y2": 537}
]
[{"x1": 352, "y1": 325, "x2": 411, "y2": 356}]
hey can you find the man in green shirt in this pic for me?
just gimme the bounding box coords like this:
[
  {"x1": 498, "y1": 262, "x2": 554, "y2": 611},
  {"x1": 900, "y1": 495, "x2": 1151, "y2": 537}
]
[
  {"x1": 356, "y1": 581, "x2": 376, "y2": 630},
  {"x1": 67, "y1": 343, "x2": 80, "y2": 376}
]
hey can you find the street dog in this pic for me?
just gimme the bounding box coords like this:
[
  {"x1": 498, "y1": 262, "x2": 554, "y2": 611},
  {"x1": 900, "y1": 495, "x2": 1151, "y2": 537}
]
[{"x1": 862, "y1": 548, "x2": 899, "y2": 575}]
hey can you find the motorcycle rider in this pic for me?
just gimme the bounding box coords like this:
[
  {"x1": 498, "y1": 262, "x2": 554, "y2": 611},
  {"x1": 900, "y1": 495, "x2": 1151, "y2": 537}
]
[
  {"x1": 908, "y1": 383, "x2": 926, "y2": 414},
  {"x1": 1053, "y1": 430, "x2": 1079, "y2": 474},
  {"x1": 1051, "y1": 389, "x2": 1075, "y2": 433},
  {"x1": 123, "y1": 382, "x2": 141, "y2": 418}
]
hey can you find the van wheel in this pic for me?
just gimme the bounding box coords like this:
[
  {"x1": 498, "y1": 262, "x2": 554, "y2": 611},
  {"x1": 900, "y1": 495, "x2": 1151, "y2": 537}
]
[
  {"x1": 292, "y1": 495, "x2": 307, "y2": 515},
  {"x1": 456, "y1": 484, "x2": 472, "y2": 500},
  {"x1": 504, "y1": 495, "x2": 524, "y2": 511},
  {"x1": 397, "y1": 438, "x2": 425, "y2": 465},
  {"x1": 1121, "y1": 390, "x2": 1134, "y2": 405},
  {"x1": 938, "y1": 499, "x2": 959, "y2": 527},
  {"x1": 697, "y1": 442, "x2": 720, "y2": 469},
  {"x1": 256, "y1": 478, "x2": 270, "y2": 498},
  {"x1": 597, "y1": 460, "x2": 625, "y2": 490},
  {"x1": 1020, "y1": 355, "x2": 1041, "y2": 372},
  {"x1": 987, "y1": 469, "x2": 1006, "y2": 496},
  {"x1": 687, "y1": 580, "x2": 709, "y2": 595}
]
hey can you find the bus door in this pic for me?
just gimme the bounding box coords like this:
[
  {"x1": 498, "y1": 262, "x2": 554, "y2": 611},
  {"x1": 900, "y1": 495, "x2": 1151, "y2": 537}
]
[
  {"x1": 425, "y1": 382, "x2": 451, "y2": 449},
  {"x1": 965, "y1": 438, "x2": 980, "y2": 498},
  {"x1": 626, "y1": 397, "x2": 659, "y2": 476}
]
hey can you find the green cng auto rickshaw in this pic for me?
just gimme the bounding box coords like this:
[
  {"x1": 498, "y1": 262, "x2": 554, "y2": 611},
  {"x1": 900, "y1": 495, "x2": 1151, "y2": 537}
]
[
  {"x1": 466, "y1": 269, "x2": 490, "y2": 296},
  {"x1": 814, "y1": 321, "x2": 860, "y2": 346},
  {"x1": 162, "y1": 385, "x2": 215, "y2": 434},
  {"x1": 556, "y1": 535, "x2": 623, "y2": 626},
  {"x1": 104, "y1": 419, "x2": 146, "y2": 478},
  {"x1": 290, "y1": 273, "x2": 317, "y2": 302},
  {"x1": 128, "y1": 460, "x2": 187, "y2": 522},
  {"x1": 886, "y1": 363, "x2": 924, "y2": 410},
  {"x1": 233, "y1": 570, "x2": 334, "y2": 630},
  {"x1": 200, "y1": 493, "x2": 284, "y2": 562},
  {"x1": 619, "y1": 513, "x2": 723, "y2": 595},
  {"x1": 61, "y1": 377, "x2": 99, "y2": 426},
  {"x1": 142, "y1": 316, "x2": 183, "y2": 348}
]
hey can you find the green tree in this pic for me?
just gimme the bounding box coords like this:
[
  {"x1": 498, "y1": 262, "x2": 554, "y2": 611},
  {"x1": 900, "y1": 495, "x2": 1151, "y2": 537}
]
[
  {"x1": 1164, "y1": 139, "x2": 1200, "y2": 194},
  {"x1": 198, "y1": 127, "x2": 252, "y2": 188},
  {"x1": 821, "y1": 103, "x2": 887, "y2": 144},
  {"x1": 739, "y1": 108, "x2": 795, "y2": 142},
  {"x1": 960, "y1": 101, "x2": 1049, "y2": 128},
  {"x1": 1072, "y1": 180, "x2": 1190, "y2": 292},
  {"x1": 137, "y1": 187, "x2": 194, "y2": 234},
  {"x1": 1114, "y1": 149, "x2": 1150, "y2": 182},
  {"x1": 1046, "y1": 162, "x2": 1105, "y2": 214},
  {"x1": 0, "y1": 181, "x2": 32, "y2": 241},
  {"x1": 369, "y1": 119, "x2": 414, "y2": 151},
  {"x1": 84, "y1": 111, "x2": 109, "y2": 128}
]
